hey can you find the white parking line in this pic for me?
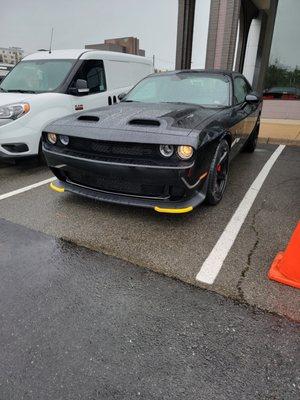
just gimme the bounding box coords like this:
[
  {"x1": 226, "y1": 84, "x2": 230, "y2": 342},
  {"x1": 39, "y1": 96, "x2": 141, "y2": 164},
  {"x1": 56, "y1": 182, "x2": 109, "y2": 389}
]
[
  {"x1": 0, "y1": 177, "x2": 56, "y2": 201},
  {"x1": 196, "y1": 145, "x2": 286, "y2": 285}
]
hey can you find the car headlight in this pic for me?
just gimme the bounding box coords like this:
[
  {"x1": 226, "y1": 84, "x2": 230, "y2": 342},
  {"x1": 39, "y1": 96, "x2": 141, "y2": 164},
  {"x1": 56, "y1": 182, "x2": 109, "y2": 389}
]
[
  {"x1": 159, "y1": 144, "x2": 174, "y2": 157},
  {"x1": 177, "y1": 145, "x2": 194, "y2": 160},
  {"x1": 0, "y1": 102, "x2": 30, "y2": 120}
]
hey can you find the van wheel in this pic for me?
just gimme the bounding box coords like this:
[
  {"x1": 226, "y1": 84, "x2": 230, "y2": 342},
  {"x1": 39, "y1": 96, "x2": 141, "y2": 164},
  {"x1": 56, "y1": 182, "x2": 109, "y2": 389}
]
[{"x1": 205, "y1": 139, "x2": 229, "y2": 205}]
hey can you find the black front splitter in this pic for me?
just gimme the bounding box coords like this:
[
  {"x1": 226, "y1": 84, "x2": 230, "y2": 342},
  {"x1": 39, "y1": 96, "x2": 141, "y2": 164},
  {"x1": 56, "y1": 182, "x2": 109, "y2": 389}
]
[{"x1": 51, "y1": 179, "x2": 206, "y2": 214}]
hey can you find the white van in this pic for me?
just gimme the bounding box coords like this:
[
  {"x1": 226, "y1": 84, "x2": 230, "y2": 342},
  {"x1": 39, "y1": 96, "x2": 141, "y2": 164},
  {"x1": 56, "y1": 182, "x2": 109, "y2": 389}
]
[{"x1": 0, "y1": 49, "x2": 153, "y2": 159}]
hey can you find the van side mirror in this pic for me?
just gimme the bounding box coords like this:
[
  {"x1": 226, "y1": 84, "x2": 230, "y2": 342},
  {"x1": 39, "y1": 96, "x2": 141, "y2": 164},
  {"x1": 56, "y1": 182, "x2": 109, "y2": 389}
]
[
  {"x1": 76, "y1": 79, "x2": 89, "y2": 95},
  {"x1": 245, "y1": 92, "x2": 260, "y2": 103},
  {"x1": 118, "y1": 92, "x2": 127, "y2": 101},
  {"x1": 69, "y1": 79, "x2": 89, "y2": 96}
]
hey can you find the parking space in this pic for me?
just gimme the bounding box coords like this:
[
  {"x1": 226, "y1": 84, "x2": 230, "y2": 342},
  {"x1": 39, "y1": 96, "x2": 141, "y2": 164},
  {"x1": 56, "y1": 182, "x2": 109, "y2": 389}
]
[
  {"x1": 0, "y1": 158, "x2": 52, "y2": 196},
  {"x1": 0, "y1": 144, "x2": 299, "y2": 320}
]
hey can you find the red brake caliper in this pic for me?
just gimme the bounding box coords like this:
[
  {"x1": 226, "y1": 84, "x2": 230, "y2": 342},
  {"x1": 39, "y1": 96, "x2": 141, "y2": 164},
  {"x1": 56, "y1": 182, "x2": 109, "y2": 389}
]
[{"x1": 216, "y1": 164, "x2": 222, "y2": 173}]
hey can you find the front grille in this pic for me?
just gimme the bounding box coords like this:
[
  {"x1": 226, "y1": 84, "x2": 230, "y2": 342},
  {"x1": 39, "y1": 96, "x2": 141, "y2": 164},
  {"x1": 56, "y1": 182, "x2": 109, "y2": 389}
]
[
  {"x1": 69, "y1": 137, "x2": 159, "y2": 159},
  {"x1": 66, "y1": 171, "x2": 169, "y2": 198}
]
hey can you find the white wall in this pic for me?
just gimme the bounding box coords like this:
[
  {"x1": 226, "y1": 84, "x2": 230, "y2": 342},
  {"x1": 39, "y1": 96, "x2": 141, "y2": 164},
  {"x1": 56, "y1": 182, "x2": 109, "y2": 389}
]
[
  {"x1": 233, "y1": 20, "x2": 240, "y2": 71},
  {"x1": 243, "y1": 18, "x2": 261, "y2": 84},
  {"x1": 191, "y1": 0, "x2": 211, "y2": 69}
]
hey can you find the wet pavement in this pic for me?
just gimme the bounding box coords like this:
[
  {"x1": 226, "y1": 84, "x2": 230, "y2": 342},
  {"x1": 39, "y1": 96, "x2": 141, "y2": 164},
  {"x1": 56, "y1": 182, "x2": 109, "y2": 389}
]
[
  {"x1": 1, "y1": 218, "x2": 299, "y2": 400},
  {"x1": 0, "y1": 145, "x2": 299, "y2": 320}
]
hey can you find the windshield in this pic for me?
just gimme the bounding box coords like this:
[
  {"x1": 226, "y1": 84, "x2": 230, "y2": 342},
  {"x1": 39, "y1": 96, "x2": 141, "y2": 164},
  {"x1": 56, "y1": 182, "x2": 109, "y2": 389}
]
[
  {"x1": 124, "y1": 73, "x2": 231, "y2": 106},
  {"x1": 0, "y1": 59, "x2": 75, "y2": 93}
]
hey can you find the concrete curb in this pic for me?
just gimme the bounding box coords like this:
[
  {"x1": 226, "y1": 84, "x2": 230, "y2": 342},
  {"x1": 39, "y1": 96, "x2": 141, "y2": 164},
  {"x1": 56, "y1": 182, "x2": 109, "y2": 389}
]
[
  {"x1": 259, "y1": 118, "x2": 300, "y2": 146},
  {"x1": 258, "y1": 137, "x2": 300, "y2": 146}
]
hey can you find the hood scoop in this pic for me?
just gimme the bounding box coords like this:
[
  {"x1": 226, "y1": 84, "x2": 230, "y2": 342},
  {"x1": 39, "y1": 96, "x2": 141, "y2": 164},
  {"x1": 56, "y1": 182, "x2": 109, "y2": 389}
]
[
  {"x1": 77, "y1": 115, "x2": 99, "y2": 122},
  {"x1": 128, "y1": 118, "x2": 160, "y2": 127}
]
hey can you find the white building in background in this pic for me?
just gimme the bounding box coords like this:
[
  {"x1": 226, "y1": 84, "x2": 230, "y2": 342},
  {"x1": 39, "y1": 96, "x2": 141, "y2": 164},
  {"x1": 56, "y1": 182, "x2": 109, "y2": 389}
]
[{"x1": 0, "y1": 47, "x2": 24, "y2": 65}]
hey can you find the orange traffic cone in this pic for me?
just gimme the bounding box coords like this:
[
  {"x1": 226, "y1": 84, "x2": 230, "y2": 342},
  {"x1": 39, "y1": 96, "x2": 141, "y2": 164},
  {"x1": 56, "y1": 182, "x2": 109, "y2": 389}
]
[{"x1": 268, "y1": 222, "x2": 300, "y2": 289}]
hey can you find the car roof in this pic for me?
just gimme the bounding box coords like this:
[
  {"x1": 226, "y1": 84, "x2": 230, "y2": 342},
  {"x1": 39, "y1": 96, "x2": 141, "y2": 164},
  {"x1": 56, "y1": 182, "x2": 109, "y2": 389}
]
[{"x1": 153, "y1": 69, "x2": 242, "y2": 78}]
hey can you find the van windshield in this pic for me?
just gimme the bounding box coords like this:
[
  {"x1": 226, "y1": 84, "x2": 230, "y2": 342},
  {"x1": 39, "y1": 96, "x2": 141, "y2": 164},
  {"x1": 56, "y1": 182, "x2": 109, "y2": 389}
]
[{"x1": 0, "y1": 59, "x2": 75, "y2": 93}]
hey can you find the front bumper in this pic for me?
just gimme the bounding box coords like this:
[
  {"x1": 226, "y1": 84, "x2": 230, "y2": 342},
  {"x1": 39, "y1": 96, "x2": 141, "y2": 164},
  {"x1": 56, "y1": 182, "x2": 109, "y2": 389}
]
[
  {"x1": 51, "y1": 179, "x2": 204, "y2": 213},
  {"x1": 0, "y1": 120, "x2": 39, "y2": 158},
  {"x1": 44, "y1": 146, "x2": 208, "y2": 213}
]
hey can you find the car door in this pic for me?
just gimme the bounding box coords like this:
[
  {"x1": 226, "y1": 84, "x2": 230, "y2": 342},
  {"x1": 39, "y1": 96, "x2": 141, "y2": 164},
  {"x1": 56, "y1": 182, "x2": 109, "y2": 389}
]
[
  {"x1": 68, "y1": 60, "x2": 109, "y2": 113},
  {"x1": 230, "y1": 76, "x2": 251, "y2": 151},
  {"x1": 227, "y1": 77, "x2": 247, "y2": 154}
]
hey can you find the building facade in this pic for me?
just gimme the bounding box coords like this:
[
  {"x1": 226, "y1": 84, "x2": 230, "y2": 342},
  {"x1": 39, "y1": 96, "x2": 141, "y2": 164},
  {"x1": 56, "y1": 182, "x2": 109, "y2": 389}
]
[
  {"x1": 86, "y1": 37, "x2": 145, "y2": 57},
  {"x1": 263, "y1": 0, "x2": 300, "y2": 97},
  {"x1": 0, "y1": 47, "x2": 24, "y2": 65},
  {"x1": 176, "y1": 0, "x2": 289, "y2": 92}
]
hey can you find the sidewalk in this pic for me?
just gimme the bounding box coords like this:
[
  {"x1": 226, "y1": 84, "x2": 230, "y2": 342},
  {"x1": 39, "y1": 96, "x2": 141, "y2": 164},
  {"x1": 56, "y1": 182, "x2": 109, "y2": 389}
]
[{"x1": 259, "y1": 100, "x2": 300, "y2": 145}]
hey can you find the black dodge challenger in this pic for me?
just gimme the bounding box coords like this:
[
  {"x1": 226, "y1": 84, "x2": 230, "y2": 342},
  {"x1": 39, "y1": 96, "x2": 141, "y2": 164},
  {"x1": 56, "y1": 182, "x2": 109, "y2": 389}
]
[{"x1": 43, "y1": 70, "x2": 262, "y2": 214}]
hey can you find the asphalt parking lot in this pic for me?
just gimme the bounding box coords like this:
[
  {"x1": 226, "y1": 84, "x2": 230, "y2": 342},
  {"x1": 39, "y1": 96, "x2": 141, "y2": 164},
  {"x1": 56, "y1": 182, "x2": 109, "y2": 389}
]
[
  {"x1": 1, "y1": 144, "x2": 300, "y2": 399},
  {"x1": 1, "y1": 218, "x2": 299, "y2": 399},
  {"x1": 0, "y1": 144, "x2": 299, "y2": 320}
]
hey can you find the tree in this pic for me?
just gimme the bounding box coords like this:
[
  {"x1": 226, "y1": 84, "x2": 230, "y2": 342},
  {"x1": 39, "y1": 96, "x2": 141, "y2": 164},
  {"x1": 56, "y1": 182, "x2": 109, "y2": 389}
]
[{"x1": 265, "y1": 58, "x2": 300, "y2": 89}]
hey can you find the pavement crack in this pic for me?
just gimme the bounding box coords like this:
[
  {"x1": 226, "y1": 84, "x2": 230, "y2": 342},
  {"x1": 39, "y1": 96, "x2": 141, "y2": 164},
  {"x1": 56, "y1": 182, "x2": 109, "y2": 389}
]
[
  {"x1": 269, "y1": 177, "x2": 300, "y2": 190},
  {"x1": 236, "y1": 202, "x2": 264, "y2": 302}
]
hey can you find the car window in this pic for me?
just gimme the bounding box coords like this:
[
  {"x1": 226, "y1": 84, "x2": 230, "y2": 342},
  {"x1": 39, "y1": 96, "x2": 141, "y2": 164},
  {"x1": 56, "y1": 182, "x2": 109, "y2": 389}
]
[
  {"x1": 71, "y1": 60, "x2": 106, "y2": 95},
  {"x1": 234, "y1": 77, "x2": 250, "y2": 104}
]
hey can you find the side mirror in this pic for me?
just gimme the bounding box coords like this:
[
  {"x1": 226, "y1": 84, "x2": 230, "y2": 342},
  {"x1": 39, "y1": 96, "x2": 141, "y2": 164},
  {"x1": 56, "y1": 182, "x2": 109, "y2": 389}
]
[
  {"x1": 76, "y1": 79, "x2": 89, "y2": 95},
  {"x1": 245, "y1": 92, "x2": 260, "y2": 103},
  {"x1": 118, "y1": 92, "x2": 127, "y2": 101},
  {"x1": 69, "y1": 79, "x2": 89, "y2": 96}
]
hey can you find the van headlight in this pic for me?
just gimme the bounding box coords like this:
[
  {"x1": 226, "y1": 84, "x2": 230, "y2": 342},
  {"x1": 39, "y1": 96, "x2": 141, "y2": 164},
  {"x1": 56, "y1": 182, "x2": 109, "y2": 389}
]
[
  {"x1": 47, "y1": 133, "x2": 57, "y2": 144},
  {"x1": 0, "y1": 102, "x2": 30, "y2": 120}
]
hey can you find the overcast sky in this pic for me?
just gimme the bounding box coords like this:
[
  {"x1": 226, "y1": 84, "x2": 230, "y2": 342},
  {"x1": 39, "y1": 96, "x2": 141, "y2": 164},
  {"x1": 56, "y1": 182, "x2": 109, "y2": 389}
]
[
  {"x1": 1, "y1": 0, "x2": 297, "y2": 70},
  {"x1": 270, "y1": 0, "x2": 300, "y2": 68},
  {"x1": 0, "y1": 0, "x2": 210, "y2": 70}
]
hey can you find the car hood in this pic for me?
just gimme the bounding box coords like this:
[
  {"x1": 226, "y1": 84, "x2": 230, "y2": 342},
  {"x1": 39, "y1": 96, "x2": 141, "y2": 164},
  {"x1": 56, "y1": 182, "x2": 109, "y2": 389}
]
[
  {"x1": 48, "y1": 102, "x2": 223, "y2": 136},
  {"x1": 0, "y1": 92, "x2": 37, "y2": 106},
  {"x1": 46, "y1": 102, "x2": 226, "y2": 148}
]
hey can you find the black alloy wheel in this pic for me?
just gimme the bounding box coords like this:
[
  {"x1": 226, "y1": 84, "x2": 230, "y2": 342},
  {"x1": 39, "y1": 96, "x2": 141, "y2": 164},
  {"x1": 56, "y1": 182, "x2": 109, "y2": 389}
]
[{"x1": 205, "y1": 139, "x2": 230, "y2": 205}]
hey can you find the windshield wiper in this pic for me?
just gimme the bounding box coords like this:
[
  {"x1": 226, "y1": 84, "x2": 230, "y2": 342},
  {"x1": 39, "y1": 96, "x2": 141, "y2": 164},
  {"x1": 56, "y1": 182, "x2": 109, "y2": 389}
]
[
  {"x1": 203, "y1": 104, "x2": 228, "y2": 109},
  {"x1": 6, "y1": 89, "x2": 37, "y2": 94},
  {"x1": 161, "y1": 101, "x2": 205, "y2": 108}
]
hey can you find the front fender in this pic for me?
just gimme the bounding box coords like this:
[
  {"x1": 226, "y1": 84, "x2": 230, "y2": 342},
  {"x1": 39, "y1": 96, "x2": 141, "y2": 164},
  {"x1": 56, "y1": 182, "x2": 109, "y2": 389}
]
[{"x1": 187, "y1": 127, "x2": 232, "y2": 188}]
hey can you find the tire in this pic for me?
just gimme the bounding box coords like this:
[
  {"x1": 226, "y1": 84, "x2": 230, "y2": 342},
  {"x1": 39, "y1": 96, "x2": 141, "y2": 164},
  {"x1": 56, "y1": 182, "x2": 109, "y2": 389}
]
[
  {"x1": 205, "y1": 139, "x2": 230, "y2": 205},
  {"x1": 244, "y1": 121, "x2": 260, "y2": 153}
]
